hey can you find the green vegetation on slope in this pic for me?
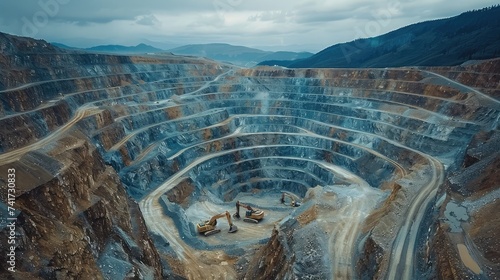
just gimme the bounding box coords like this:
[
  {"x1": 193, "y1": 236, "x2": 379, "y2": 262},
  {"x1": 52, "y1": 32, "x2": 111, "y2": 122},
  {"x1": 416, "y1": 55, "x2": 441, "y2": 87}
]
[{"x1": 259, "y1": 6, "x2": 500, "y2": 68}]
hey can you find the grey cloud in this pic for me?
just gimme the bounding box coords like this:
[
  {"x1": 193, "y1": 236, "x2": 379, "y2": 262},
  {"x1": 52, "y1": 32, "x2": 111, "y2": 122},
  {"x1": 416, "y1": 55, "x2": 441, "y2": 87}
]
[
  {"x1": 294, "y1": 11, "x2": 359, "y2": 24},
  {"x1": 0, "y1": 0, "x2": 214, "y2": 25},
  {"x1": 135, "y1": 14, "x2": 160, "y2": 26},
  {"x1": 248, "y1": 10, "x2": 294, "y2": 23},
  {"x1": 292, "y1": 1, "x2": 387, "y2": 24}
]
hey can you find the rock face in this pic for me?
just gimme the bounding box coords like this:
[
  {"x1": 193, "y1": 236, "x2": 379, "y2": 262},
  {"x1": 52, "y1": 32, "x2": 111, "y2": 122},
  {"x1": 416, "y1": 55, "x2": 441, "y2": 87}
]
[
  {"x1": 0, "y1": 32, "x2": 499, "y2": 279},
  {"x1": 0, "y1": 131, "x2": 163, "y2": 279}
]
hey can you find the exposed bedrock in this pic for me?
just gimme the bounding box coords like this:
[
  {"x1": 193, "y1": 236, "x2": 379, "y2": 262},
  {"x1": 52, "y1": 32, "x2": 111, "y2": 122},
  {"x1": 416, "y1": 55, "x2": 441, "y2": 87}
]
[
  {"x1": 0, "y1": 33, "x2": 499, "y2": 279},
  {"x1": 430, "y1": 130, "x2": 500, "y2": 279},
  {"x1": 0, "y1": 131, "x2": 163, "y2": 279}
]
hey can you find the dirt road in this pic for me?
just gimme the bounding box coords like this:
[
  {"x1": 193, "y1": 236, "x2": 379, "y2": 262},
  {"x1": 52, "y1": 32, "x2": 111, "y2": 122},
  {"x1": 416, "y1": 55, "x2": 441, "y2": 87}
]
[{"x1": 0, "y1": 105, "x2": 100, "y2": 164}]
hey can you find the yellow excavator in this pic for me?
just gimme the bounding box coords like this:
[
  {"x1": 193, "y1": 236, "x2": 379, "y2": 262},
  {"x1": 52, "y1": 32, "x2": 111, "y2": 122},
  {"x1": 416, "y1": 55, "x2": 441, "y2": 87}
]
[
  {"x1": 281, "y1": 192, "x2": 301, "y2": 207},
  {"x1": 196, "y1": 211, "x2": 238, "y2": 236},
  {"x1": 233, "y1": 201, "x2": 265, "y2": 223}
]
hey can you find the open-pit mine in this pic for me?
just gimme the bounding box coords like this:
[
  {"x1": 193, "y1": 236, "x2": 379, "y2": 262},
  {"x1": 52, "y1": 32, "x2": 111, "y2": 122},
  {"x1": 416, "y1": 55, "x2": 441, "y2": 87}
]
[{"x1": 0, "y1": 33, "x2": 499, "y2": 279}]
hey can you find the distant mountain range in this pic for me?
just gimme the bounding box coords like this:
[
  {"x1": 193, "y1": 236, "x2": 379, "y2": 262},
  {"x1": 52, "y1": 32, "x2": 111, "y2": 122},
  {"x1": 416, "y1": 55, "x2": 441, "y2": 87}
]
[
  {"x1": 168, "y1": 43, "x2": 312, "y2": 66},
  {"x1": 86, "y1": 43, "x2": 164, "y2": 53},
  {"x1": 52, "y1": 42, "x2": 313, "y2": 66},
  {"x1": 52, "y1": 6, "x2": 500, "y2": 69},
  {"x1": 259, "y1": 5, "x2": 500, "y2": 68},
  {"x1": 52, "y1": 43, "x2": 164, "y2": 54}
]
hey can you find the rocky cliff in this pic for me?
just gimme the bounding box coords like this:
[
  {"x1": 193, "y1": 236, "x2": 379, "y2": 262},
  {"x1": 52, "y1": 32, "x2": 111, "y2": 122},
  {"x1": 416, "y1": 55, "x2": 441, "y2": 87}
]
[
  {"x1": 0, "y1": 131, "x2": 163, "y2": 279},
  {"x1": 0, "y1": 32, "x2": 499, "y2": 279}
]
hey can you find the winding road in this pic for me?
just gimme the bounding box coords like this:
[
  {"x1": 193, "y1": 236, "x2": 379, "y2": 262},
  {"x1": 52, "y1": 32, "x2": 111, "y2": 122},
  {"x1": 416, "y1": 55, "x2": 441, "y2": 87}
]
[{"x1": 0, "y1": 104, "x2": 100, "y2": 164}]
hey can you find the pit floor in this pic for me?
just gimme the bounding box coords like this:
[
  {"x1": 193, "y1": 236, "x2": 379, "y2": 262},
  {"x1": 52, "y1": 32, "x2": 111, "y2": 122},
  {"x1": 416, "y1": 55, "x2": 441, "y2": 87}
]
[{"x1": 184, "y1": 191, "x2": 300, "y2": 246}]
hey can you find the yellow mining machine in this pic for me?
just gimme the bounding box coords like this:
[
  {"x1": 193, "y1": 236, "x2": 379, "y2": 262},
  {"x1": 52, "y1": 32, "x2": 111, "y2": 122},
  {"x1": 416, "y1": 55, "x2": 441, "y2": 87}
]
[
  {"x1": 233, "y1": 201, "x2": 265, "y2": 223},
  {"x1": 196, "y1": 211, "x2": 238, "y2": 236},
  {"x1": 280, "y1": 192, "x2": 301, "y2": 207}
]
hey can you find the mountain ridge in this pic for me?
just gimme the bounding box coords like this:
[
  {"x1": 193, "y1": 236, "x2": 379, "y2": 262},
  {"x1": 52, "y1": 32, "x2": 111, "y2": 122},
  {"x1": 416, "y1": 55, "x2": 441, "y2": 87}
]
[
  {"x1": 52, "y1": 41, "x2": 313, "y2": 66},
  {"x1": 168, "y1": 43, "x2": 313, "y2": 66},
  {"x1": 259, "y1": 5, "x2": 500, "y2": 68}
]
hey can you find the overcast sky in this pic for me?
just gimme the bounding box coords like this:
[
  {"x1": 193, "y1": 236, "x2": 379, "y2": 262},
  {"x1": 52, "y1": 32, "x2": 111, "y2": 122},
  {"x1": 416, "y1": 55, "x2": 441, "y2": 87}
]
[{"x1": 0, "y1": 0, "x2": 497, "y2": 52}]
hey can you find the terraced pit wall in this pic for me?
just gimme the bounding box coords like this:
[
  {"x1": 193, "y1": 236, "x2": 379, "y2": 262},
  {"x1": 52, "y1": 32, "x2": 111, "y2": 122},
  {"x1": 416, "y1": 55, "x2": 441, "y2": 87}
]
[{"x1": 0, "y1": 32, "x2": 499, "y2": 279}]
